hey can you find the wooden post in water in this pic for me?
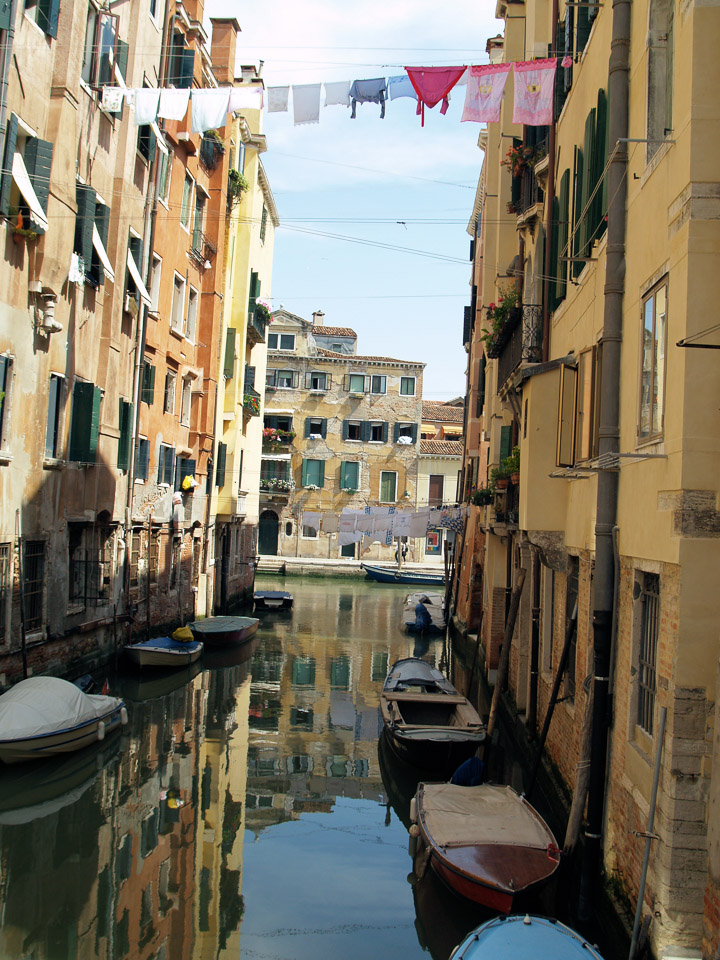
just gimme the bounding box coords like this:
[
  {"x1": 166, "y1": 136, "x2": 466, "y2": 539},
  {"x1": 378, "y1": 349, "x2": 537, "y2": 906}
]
[{"x1": 486, "y1": 567, "x2": 526, "y2": 742}]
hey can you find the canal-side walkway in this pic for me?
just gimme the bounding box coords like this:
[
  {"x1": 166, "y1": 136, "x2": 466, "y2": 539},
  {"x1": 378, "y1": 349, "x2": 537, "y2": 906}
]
[{"x1": 256, "y1": 555, "x2": 447, "y2": 578}]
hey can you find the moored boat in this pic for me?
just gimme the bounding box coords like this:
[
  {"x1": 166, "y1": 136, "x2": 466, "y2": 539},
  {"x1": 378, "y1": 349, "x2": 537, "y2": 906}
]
[
  {"x1": 404, "y1": 592, "x2": 446, "y2": 632},
  {"x1": 411, "y1": 782, "x2": 560, "y2": 913},
  {"x1": 0, "y1": 677, "x2": 128, "y2": 764},
  {"x1": 361, "y1": 562, "x2": 445, "y2": 586},
  {"x1": 254, "y1": 590, "x2": 294, "y2": 610},
  {"x1": 187, "y1": 615, "x2": 259, "y2": 647},
  {"x1": 124, "y1": 635, "x2": 204, "y2": 669},
  {"x1": 380, "y1": 658, "x2": 485, "y2": 776},
  {"x1": 449, "y1": 915, "x2": 604, "y2": 960}
]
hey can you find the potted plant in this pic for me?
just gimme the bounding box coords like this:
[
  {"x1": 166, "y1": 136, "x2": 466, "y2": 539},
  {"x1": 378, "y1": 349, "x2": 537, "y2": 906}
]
[
  {"x1": 478, "y1": 283, "x2": 520, "y2": 356},
  {"x1": 502, "y1": 446, "x2": 521, "y2": 484},
  {"x1": 471, "y1": 487, "x2": 493, "y2": 506}
]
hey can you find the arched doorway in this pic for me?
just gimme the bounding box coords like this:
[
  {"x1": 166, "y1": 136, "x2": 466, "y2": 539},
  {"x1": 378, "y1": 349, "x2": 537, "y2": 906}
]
[{"x1": 258, "y1": 510, "x2": 279, "y2": 556}]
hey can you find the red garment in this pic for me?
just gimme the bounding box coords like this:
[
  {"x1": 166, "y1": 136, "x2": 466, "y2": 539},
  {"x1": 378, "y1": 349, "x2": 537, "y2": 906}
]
[{"x1": 405, "y1": 66, "x2": 467, "y2": 125}]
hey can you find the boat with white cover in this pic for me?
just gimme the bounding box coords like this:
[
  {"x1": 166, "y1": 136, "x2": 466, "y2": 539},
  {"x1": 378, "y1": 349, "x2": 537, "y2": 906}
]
[{"x1": 0, "y1": 676, "x2": 128, "y2": 764}]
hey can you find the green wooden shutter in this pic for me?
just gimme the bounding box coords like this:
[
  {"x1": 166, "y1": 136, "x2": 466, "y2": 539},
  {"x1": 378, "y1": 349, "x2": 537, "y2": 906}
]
[
  {"x1": 0, "y1": 0, "x2": 12, "y2": 31},
  {"x1": 381, "y1": 422, "x2": 388, "y2": 443},
  {"x1": 23, "y1": 138, "x2": 53, "y2": 233},
  {"x1": 318, "y1": 461, "x2": 325, "y2": 488},
  {"x1": 115, "y1": 39, "x2": 129, "y2": 82},
  {"x1": 75, "y1": 184, "x2": 96, "y2": 278},
  {"x1": 0, "y1": 113, "x2": 17, "y2": 217},
  {"x1": 224, "y1": 328, "x2": 236, "y2": 379},
  {"x1": 141, "y1": 362, "x2": 155, "y2": 405},
  {"x1": 500, "y1": 424, "x2": 513, "y2": 463},
  {"x1": 558, "y1": 170, "x2": 570, "y2": 303},
  {"x1": 301, "y1": 459, "x2": 308, "y2": 487},
  {"x1": 69, "y1": 381, "x2": 94, "y2": 462},
  {"x1": 564, "y1": 6, "x2": 574, "y2": 93},
  {"x1": 580, "y1": 109, "x2": 596, "y2": 258},
  {"x1": 478, "y1": 355, "x2": 486, "y2": 410},
  {"x1": 553, "y1": 21, "x2": 567, "y2": 119},
  {"x1": 577, "y1": 4, "x2": 592, "y2": 53},
  {"x1": 342, "y1": 420, "x2": 349, "y2": 440},
  {"x1": 90, "y1": 202, "x2": 110, "y2": 286},
  {"x1": 572, "y1": 147, "x2": 584, "y2": 280},
  {"x1": 410, "y1": 424, "x2": 418, "y2": 443},
  {"x1": 88, "y1": 385, "x2": 102, "y2": 463},
  {"x1": 215, "y1": 444, "x2": 227, "y2": 486},
  {"x1": 361, "y1": 421, "x2": 371, "y2": 442},
  {"x1": 162, "y1": 446, "x2": 175, "y2": 485},
  {"x1": 340, "y1": 462, "x2": 348, "y2": 487},
  {"x1": 304, "y1": 417, "x2": 311, "y2": 438},
  {"x1": 178, "y1": 48, "x2": 195, "y2": 88},
  {"x1": 549, "y1": 195, "x2": 560, "y2": 311},
  {"x1": 117, "y1": 399, "x2": 133, "y2": 469},
  {"x1": 320, "y1": 418, "x2": 327, "y2": 438},
  {"x1": 594, "y1": 88, "x2": 608, "y2": 241},
  {"x1": 45, "y1": 375, "x2": 61, "y2": 457}
]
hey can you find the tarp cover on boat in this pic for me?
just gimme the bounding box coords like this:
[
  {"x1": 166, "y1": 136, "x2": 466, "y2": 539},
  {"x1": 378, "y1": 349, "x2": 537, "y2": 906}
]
[
  {"x1": 0, "y1": 677, "x2": 122, "y2": 741},
  {"x1": 419, "y1": 783, "x2": 553, "y2": 849},
  {"x1": 385, "y1": 658, "x2": 456, "y2": 693}
]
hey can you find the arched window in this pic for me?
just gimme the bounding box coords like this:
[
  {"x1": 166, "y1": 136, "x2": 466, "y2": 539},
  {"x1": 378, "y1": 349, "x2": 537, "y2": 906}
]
[{"x1": 647, "y1": 0, "x2": 674, "y2": 161}]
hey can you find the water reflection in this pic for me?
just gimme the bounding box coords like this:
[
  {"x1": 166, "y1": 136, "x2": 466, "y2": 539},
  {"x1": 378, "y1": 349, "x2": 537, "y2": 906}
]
[{"x1": 0, "y1": 577, "x2": 469, "y2": 960}]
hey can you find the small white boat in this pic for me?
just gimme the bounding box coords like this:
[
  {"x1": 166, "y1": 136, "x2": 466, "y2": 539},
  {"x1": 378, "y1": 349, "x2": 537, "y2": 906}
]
[
  {"x1": 254, "y1": 590, "x2": 294, "y2": 610},
  {"x1": 124, "y1": 635, "x2": 204, "y2": 669},
  {"x1": 0, "y1": 676, "x2": 128, "y2": 764}
]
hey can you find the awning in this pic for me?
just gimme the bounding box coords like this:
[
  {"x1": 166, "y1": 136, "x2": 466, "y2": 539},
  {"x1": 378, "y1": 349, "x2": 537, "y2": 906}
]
[
  {"x1": 92, "y1": 223, "x2": 115, "y2": 283},
  {"x1": 126, "y1": 249, "x2": 151, "y2": 304},
  {"x1": 261, "y1": 452, "x2": 291, "y2": 461},
  {"x1": 12, "y1": 152, "x2": 48, "y2": 233},
  {"x1": 151, "y1": 121, "x2": 168, "y2": 155}
]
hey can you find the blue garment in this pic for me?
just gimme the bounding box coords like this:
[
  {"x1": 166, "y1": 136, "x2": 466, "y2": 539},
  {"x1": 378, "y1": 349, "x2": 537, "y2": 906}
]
[
  {"x1": 451, "y1": 756, "x2": 485, "y2": 786},
  {"x1": 387, "y1": 75, "x2": 417, "y2": 100},
  {"x1": 350, "y1": 78, "x2": 387, "y2": 118},
  {"x1": 414, "y1": 602, "x2": 433, "y2": 631}
]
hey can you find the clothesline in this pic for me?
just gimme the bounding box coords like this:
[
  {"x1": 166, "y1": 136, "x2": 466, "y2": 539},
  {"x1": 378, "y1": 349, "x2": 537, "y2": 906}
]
[
  {"x1": 301, "y1": 504, "x2": 467, "y2": 546},
  {"x1": 100, "y1": 56, "x2": 570, "y2": 134}
]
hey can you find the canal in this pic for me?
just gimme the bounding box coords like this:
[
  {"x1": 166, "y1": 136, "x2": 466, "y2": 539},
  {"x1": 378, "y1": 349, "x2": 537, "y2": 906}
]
[{"x1": 0, "y1": 576, "x2": 623, "y2": 960}]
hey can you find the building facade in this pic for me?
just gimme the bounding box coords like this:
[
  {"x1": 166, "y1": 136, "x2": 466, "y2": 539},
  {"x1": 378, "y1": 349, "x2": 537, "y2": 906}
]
[
  {"x1": 455, "y1": 1, "x2": 720, "y2": 957},
  {"x1": 259, "y1": 310, "x2": 425, "y2": 561},
  {"x1": 417, "y1": 401, "x2": 464, "y2": 562}
]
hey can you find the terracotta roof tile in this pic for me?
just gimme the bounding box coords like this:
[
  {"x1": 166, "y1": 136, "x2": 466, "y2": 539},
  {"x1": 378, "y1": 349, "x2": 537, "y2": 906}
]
[
  {"x1": 422, "y1": 401, "x2": 465, "y2": 423},
  {"x1": 316, "y1": 348, "x2": 423, "y2": 365},
  {"x1": 312, "y1": 326, "x2": 357, "y2": 338},
  {"x1": 420, "y1": 439, "x2": 463, "y2": 456}
]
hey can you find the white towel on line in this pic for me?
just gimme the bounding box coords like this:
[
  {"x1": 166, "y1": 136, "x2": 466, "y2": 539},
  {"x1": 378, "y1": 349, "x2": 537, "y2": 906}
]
[
  {"x1": 292, "y1": 83, "x2": 321, "y2": 125},
  {"x1": 229, "y1": 86, "x2": 264, "y2": 112},
  {"x1": 267, "y1": 86, "x2": 289, "y2": 112},
  {"x1": 158, "y1": 87, "x2": 190, "y2": 120},
  {"x1": 191, "y1": 88, "x2": 230, "y2": 133},
  {"x1": 324, "y1": 81, "x2": 352, "y2": 107},
  {"x1": 133, "y1": 88, "x2": 161, "y2": 125}
]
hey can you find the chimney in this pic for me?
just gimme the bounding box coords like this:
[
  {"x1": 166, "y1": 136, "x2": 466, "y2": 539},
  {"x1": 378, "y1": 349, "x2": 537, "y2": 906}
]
[
  {"x1": 312, "y1": 310, "x2": 325, "y2": 326},
  {"x1": 210, "y1": 18, "x2": 241, "y2": 86}
]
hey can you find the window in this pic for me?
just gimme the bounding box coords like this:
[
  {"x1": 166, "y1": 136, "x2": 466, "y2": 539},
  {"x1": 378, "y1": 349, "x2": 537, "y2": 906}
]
[
  {"x1": 141, "y1": 362, "x2": 155, "y2": 405},
  {"x1": 24, "y1": 0, "x2": 60, "y2": 38},
  {"x1": 380, "y1": 471, "x2": 397, "y2": 503},
  {"x1": 0, "y1": 542, "x2": 9, "y2": 643},
  {"x1": 340, "y1": 461, "x2": 359, "y2": 490},
  {"x1": 370, "y1": 375, "x2": 386, "y2": 394},
  {"x1": 260, "y1": 205, "x2": 268, "y2": 242},
  {"x1": 331, "y1": 342, "x2": 342, "y2": 352},
  {"x1": 302, "y1": 459, "x2": 325, "y2": 488},
  {"x1": 164, "y1": 371, "x2": 176, "y2": 415},
  {"x1": 73, "y1": 185, "x2": 111, "y2": 288},
  {"x1": 639, "y1": 280, "x2": 667, "y2": 442},
  {"x1": 400, "y1": 377, "x2": 416, "y2": 396},
  {"x1": 0, "y1": 355, "x2": 14, "y2": 452},
  {"x1": 185, "y1": 287, "x2": 198, "y2": 341},
  {"x1": 157, "y1": 148, "x2": 172, "y2": 204},
  {"x1": 260, "y1": 459, "x2": 292, "y2": 487},
  {"x1": 137, "y1": 123, "x2": 157, "y2": 164},
  {"x1": 125, "y1": 233, "x2": 143, "y2": 308},
  {"x1": 0, "y1": 115, "x2": 54, "y2": 235},
  {"x1": 347, "y1": 373, "x2": 365, "y2": 393},
  {"x1": 302, "y1": 525, "x2": 318, "y2": 539},
  {"x1": 647, "y1": 0, "x2": 674, "y2": 160},
  {"x1": 171, "y1": 274, "x2": 186, "y2": 332},
  {"x1": 192, "y1": 192, "x2": 205, "y2": 254},
  {"x1": 556, "y1": 362, "x2": 577, "y2": 467},
  {"x1": 267, "y1": 332, "x2": 295, "y2": 351},
  {"x1": 68, "y1": 380, "x2": 102, "y2": 463},
  {"x1": 395, "y1": 422, "x2": 417, "y2": 443},
  {"x1": 637, "y1": 572, "x2": 660, "y2": 734},
  {"x1": 180, "y1": 377, "x2": 192, "y2": 426},
  {"x1": 236, "y1": 142, "x2": 246, "y2": 173},
  {"x1": 345, "y1": 420, "x2": 362, "y2": 441},
  {"x1": 180, "y1": 172, "x2": 193, "y2": 229},
  {"x1": 167, "y1": 31, "x2": 195, "y2": 89},
  {"x1": 81, "y1": 11, "x2": 124, "y2": 88},
  {"x1": 23, "y1": 540, "x2": 44, "y2": 633},
  {"x1": 428, "y1": 474, "x2": 444, "y2": 506},
  {"x1": 308, "y1": 371, "x2": 329, "y2": 390},
  {"x1": 175, "y1": 456, "x2": 195, "y2": 491},
  {"x1": 117, "y1": 398, "x2": 133, "y2": 470},
  {"x1": 157, "y1": 444, "x2": 174, "y2": 485},
  {"x1": 277, "y1": 370, "x2": 294, "y2": 389},
  {"x1": 574, "y1": 347, "x2": 596, "y2": 461},
  {"x1": 305, "y1": 417, "x2": 326, "y2": 439},
  {"x1": 135, "y1": 437, "x2": 149, "y2": 481},
  {"x1": 215, "y1": 442, "x2": 227, "y2": 486},
  {"x1": 369, "y1": 421, "x2": 387, "y2": 443},
  {"x1": 149, "y1": 254, "x2": 162, "y2": 314}
]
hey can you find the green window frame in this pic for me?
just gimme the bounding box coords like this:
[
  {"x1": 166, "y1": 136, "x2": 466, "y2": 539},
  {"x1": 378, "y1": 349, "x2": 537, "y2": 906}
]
[
  {"x1": 157, "y1": 444, "x2": 174, "y2": 485},
  {"x1": 117, "y1": 399, "x2": 133, "y2": 470},
  {"x1": 380, "y1": 470, "x2": 397, "y2": 503},
  {"x1": 68, "y1": 380, "x2": 102, "y2": 464},
  {"x1": 340, "y1": 461, "x2": 359, "y2": 490},
  {"x1": 400, "y1": 376, "x2": 416, "y2": 396},
  {"x1": 301, "y1": 459, "x2": 325, "y2": 488}
]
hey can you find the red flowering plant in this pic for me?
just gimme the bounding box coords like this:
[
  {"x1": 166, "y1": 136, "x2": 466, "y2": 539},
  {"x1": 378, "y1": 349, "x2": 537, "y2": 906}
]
[{"x1": 478, "y1": 283, "x2": 520, "y2": 347}]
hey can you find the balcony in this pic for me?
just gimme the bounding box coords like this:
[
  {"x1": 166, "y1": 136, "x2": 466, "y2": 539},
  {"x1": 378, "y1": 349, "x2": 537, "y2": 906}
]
[
  {"x1": 262, "y1": 428, "x2": 295, "y2": 452},
  {"x1": 199, "y1": 133, "x2": 224, "y2": 172},
  {"x1": 190, "y1": 229, "x2": 217, "y2": 265},
  {"x1": 260, "y1": 478, "x2": 294, "y2": 500},
  {"x1": 247, "y1": 305, "x2": 268, "y2": 345},
  {"x1": 496, "y1": 304, "x2": 543, "y2": 390},
  {"x1": 243, "y1": 390, "x2": 261, "y2": 418}
]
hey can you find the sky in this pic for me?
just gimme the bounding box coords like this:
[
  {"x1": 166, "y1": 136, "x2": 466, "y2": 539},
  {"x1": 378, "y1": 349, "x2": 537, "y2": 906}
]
[{"x1": 204, "y1": 0, "x2": 504, "y2": 401}]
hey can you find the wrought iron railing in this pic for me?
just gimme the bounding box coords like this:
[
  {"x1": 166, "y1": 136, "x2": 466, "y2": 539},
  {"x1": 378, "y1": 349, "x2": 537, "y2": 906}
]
[{"x1": 497, "y1": 304, "x2": 543, "y2": 388}]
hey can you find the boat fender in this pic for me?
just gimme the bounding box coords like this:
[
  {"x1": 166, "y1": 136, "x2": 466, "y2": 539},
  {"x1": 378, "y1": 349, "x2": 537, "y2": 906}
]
[
  {"x1": 409, "y1": 797, "x2": 417, "y2": 823},
  {"x1": 408, "y1": 833, "x2": 417, "y2": 857},
  {"x1": 120, "y1": 706, "x2": 129, "y2": 726},
  {"x1": 97, "y1": 721, "x2": 105, "y2": 741}
]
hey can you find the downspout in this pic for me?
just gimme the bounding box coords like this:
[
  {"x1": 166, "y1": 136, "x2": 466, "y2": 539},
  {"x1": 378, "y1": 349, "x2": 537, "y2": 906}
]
[
  {"x1": 0, "y1": 0, "x2": 18, "y2": 168},
  {"x1": 541, "y1": 0, "x2": 560, "y2": 363},
  {"x1": 123, "y1": 1, "x2": 173, "y2": 621},
  {"x1": 580, "y1": 0, "x2": 631, "y2": 917},
  {"x1": 528, "y1": 545, "x2": 541, "y2": 735}
]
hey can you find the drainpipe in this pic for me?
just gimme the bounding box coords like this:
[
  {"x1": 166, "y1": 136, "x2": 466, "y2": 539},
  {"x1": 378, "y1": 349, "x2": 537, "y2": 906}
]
[
  {"x1": 0, "y1": 0, "x2": 18, "y2": 168},
  {"x1": 528, "y1": 546, "x2": 541, "y2": 736},
  {"x1": 580, "y1": 0, "x2": 631, "y2": 918},
  {"x1": 541, "y1": 0, "x2": 560, "y2": 363}
]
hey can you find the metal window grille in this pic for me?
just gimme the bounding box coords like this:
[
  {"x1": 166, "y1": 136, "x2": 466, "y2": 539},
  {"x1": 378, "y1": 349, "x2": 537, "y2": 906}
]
[
  {"x1": 130, "y1": 530, "x2": 141, "y2": 588},
  {"x1": 638, "y1": 573, "x2": 660, "y2": 734},
  {"x1": 23, "y1": 540, "x2": 45, "y2": 632},
  {"x1": 0, "y1": 543, "x2": 9, "y2": 642}
]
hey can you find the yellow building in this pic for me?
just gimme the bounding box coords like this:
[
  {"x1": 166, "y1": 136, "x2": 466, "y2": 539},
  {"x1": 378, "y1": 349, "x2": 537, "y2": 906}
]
[
  {"x1": 210, "y1": 60, "x2": 278, "y2": 613},
  {"x1": 456, "y1": 1, "x2": 720, "y2": 957},
  {"x1": 417, "y1": 401, "x2": 464, "y2": 562}
]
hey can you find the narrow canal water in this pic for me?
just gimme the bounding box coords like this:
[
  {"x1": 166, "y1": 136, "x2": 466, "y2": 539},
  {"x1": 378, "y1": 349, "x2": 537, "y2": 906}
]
[{"x1": 0, "y1": 576, "x2": 621, "y2": 960}]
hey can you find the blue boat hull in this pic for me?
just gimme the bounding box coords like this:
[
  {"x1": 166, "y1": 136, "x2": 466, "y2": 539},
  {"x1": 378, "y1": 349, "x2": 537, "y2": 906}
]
[
  {"x1": 361, "y1": 563, "x2": 445, "y2": 586},
  {"x1": 450, "y1": 916, "x2": 605, "y2": 960}
]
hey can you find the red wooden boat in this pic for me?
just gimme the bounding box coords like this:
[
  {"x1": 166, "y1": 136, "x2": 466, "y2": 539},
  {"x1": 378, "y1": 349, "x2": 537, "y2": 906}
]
[{"x1": 411, "y1": 782, "x2": 560, "y2": 913}]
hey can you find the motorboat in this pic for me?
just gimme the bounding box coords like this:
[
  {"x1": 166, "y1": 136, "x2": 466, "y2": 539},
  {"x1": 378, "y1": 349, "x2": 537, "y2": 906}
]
[
  {"x1": 411, "y1": 782, "x2": 560, "y2": 913},
  {"x1": 449, "y1": 915, "x2": 605, "y2": 959},
  {"x1": 254, "y1": 590, "x2": 294, "y2": 610},
  {"x1": 187, "y1": 615, "x2": 259, "y2": 647},
  {"x1": 124, "y1": 635, "x2": 203, "y2": 668},
  {"x1": 380, "y1": 658, "x2": 485, "y2": 776},
  {"x1": 362, "y1": 562, "x2": 445, "y2": 586},
  {"x1": 0, "y1": 676, "x2": 128, "y2": 764}
]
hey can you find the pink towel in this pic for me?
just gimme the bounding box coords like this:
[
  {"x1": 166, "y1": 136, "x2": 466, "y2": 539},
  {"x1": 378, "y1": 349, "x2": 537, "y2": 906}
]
[
  {"x1": 405, "y1": 65, "x2": 467, "y2": 126},
  {"x1": 461, "y1": 63, "x2": 511, "y2": 123}
]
